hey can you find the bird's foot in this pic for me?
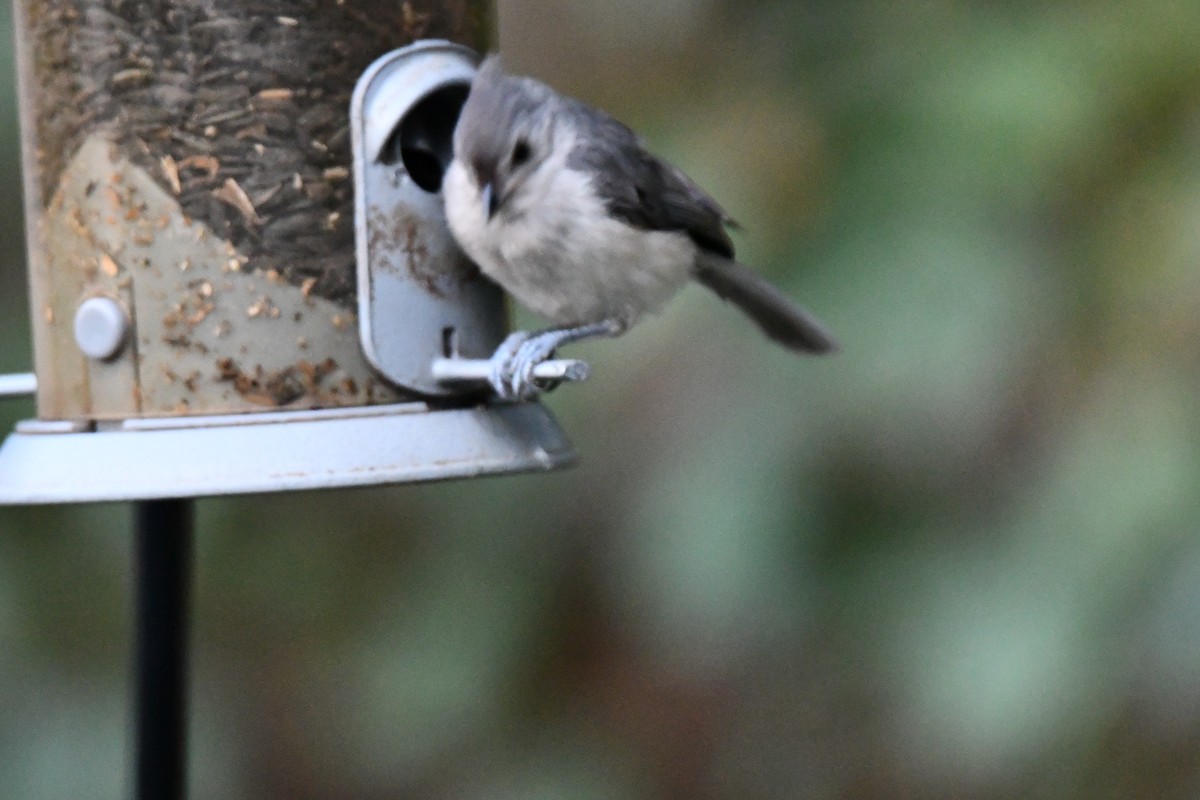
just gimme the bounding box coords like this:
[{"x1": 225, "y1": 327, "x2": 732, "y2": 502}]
[
  {"x1": 488, "y1": 330, "x2": 534, "y2": 400},
  {"x1": 487, "y1": 319, "x2": 622, "y2": 401},
  {"x1": 488, "y1": 329, "x2": 572, "y2": 401}
]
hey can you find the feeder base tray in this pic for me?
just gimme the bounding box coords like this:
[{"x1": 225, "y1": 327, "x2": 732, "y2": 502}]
[{"x1": 0, "y1": 401, "x2": 575, "y2": 504}]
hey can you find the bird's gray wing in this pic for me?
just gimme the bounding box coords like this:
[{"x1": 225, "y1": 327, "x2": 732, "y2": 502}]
[{"x1": 564, "y1": 102, "x2": 736, "y2": 258}]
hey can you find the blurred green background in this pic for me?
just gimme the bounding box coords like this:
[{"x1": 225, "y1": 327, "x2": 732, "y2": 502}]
[{"x1": 4, "y1": 0, "x2": 1200, "y2": 797}]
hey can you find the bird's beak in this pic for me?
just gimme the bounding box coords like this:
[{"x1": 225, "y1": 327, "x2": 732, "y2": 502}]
[{"x1": 482, "y1": 181, "x2": 500, "y2": 220}]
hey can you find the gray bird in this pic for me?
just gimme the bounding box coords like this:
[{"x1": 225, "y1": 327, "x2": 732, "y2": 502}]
[{"x1": 443, "y1": 57, "x2": 837, "y2": 400}]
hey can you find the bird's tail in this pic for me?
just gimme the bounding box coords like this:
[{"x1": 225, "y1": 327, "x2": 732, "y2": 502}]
[{"x1": 693, "y1": 257, "x2": 839, "y2": 354}]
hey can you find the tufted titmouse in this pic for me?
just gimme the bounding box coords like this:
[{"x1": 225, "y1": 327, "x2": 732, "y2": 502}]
[{"x1": 443, "y1": 57, "x2": 838, "y2": 401}]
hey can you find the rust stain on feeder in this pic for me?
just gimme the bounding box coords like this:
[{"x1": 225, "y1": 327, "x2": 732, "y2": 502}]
[{"x1": 366, "y1": 206, "x2": 484, "y2": 300}]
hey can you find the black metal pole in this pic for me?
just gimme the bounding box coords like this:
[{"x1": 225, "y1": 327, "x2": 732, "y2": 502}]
[{"x1": 133, "y1": 499, "x2": 193, "y2": 800}]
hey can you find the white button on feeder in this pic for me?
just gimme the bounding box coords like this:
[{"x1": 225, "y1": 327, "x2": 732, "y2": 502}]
[{"x1": 74, "y1": 296, "x2": 129, "y2": 361}]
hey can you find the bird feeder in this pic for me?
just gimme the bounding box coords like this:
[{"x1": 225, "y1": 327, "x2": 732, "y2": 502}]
[
  {"x1": 0, "y1": 4, "x2": 583, "y2": 799},
  {"x1": 0, "y1": 1, "x2": 577, "y2": 505}
]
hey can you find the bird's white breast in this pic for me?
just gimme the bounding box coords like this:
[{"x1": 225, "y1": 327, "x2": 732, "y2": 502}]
[{"x1": 443, "y1": 149, "x2": 695, "y2": 328}]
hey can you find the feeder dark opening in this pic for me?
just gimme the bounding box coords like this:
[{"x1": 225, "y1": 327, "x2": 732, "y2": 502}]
[{"x1": 383, "y1": 83, "x2": 470, "y2": 193}]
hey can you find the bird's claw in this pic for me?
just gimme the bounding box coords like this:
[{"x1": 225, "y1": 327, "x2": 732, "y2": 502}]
[
  {"x1": 488, "y1": 331, "x2": 531, "y2": 400},
  {"x1": 488, "y1": 330, "x2": 567, "y2": 401}
]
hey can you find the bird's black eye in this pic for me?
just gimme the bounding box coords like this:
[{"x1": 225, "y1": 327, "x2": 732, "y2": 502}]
[{"x1": 511, "y1": 139, "x2": 532, "y2": 167}]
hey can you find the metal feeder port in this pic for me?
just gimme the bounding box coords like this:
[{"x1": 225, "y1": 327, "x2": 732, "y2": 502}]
[{"x1": 0, "y1": 5, "x2": 576, "y2": 505}]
